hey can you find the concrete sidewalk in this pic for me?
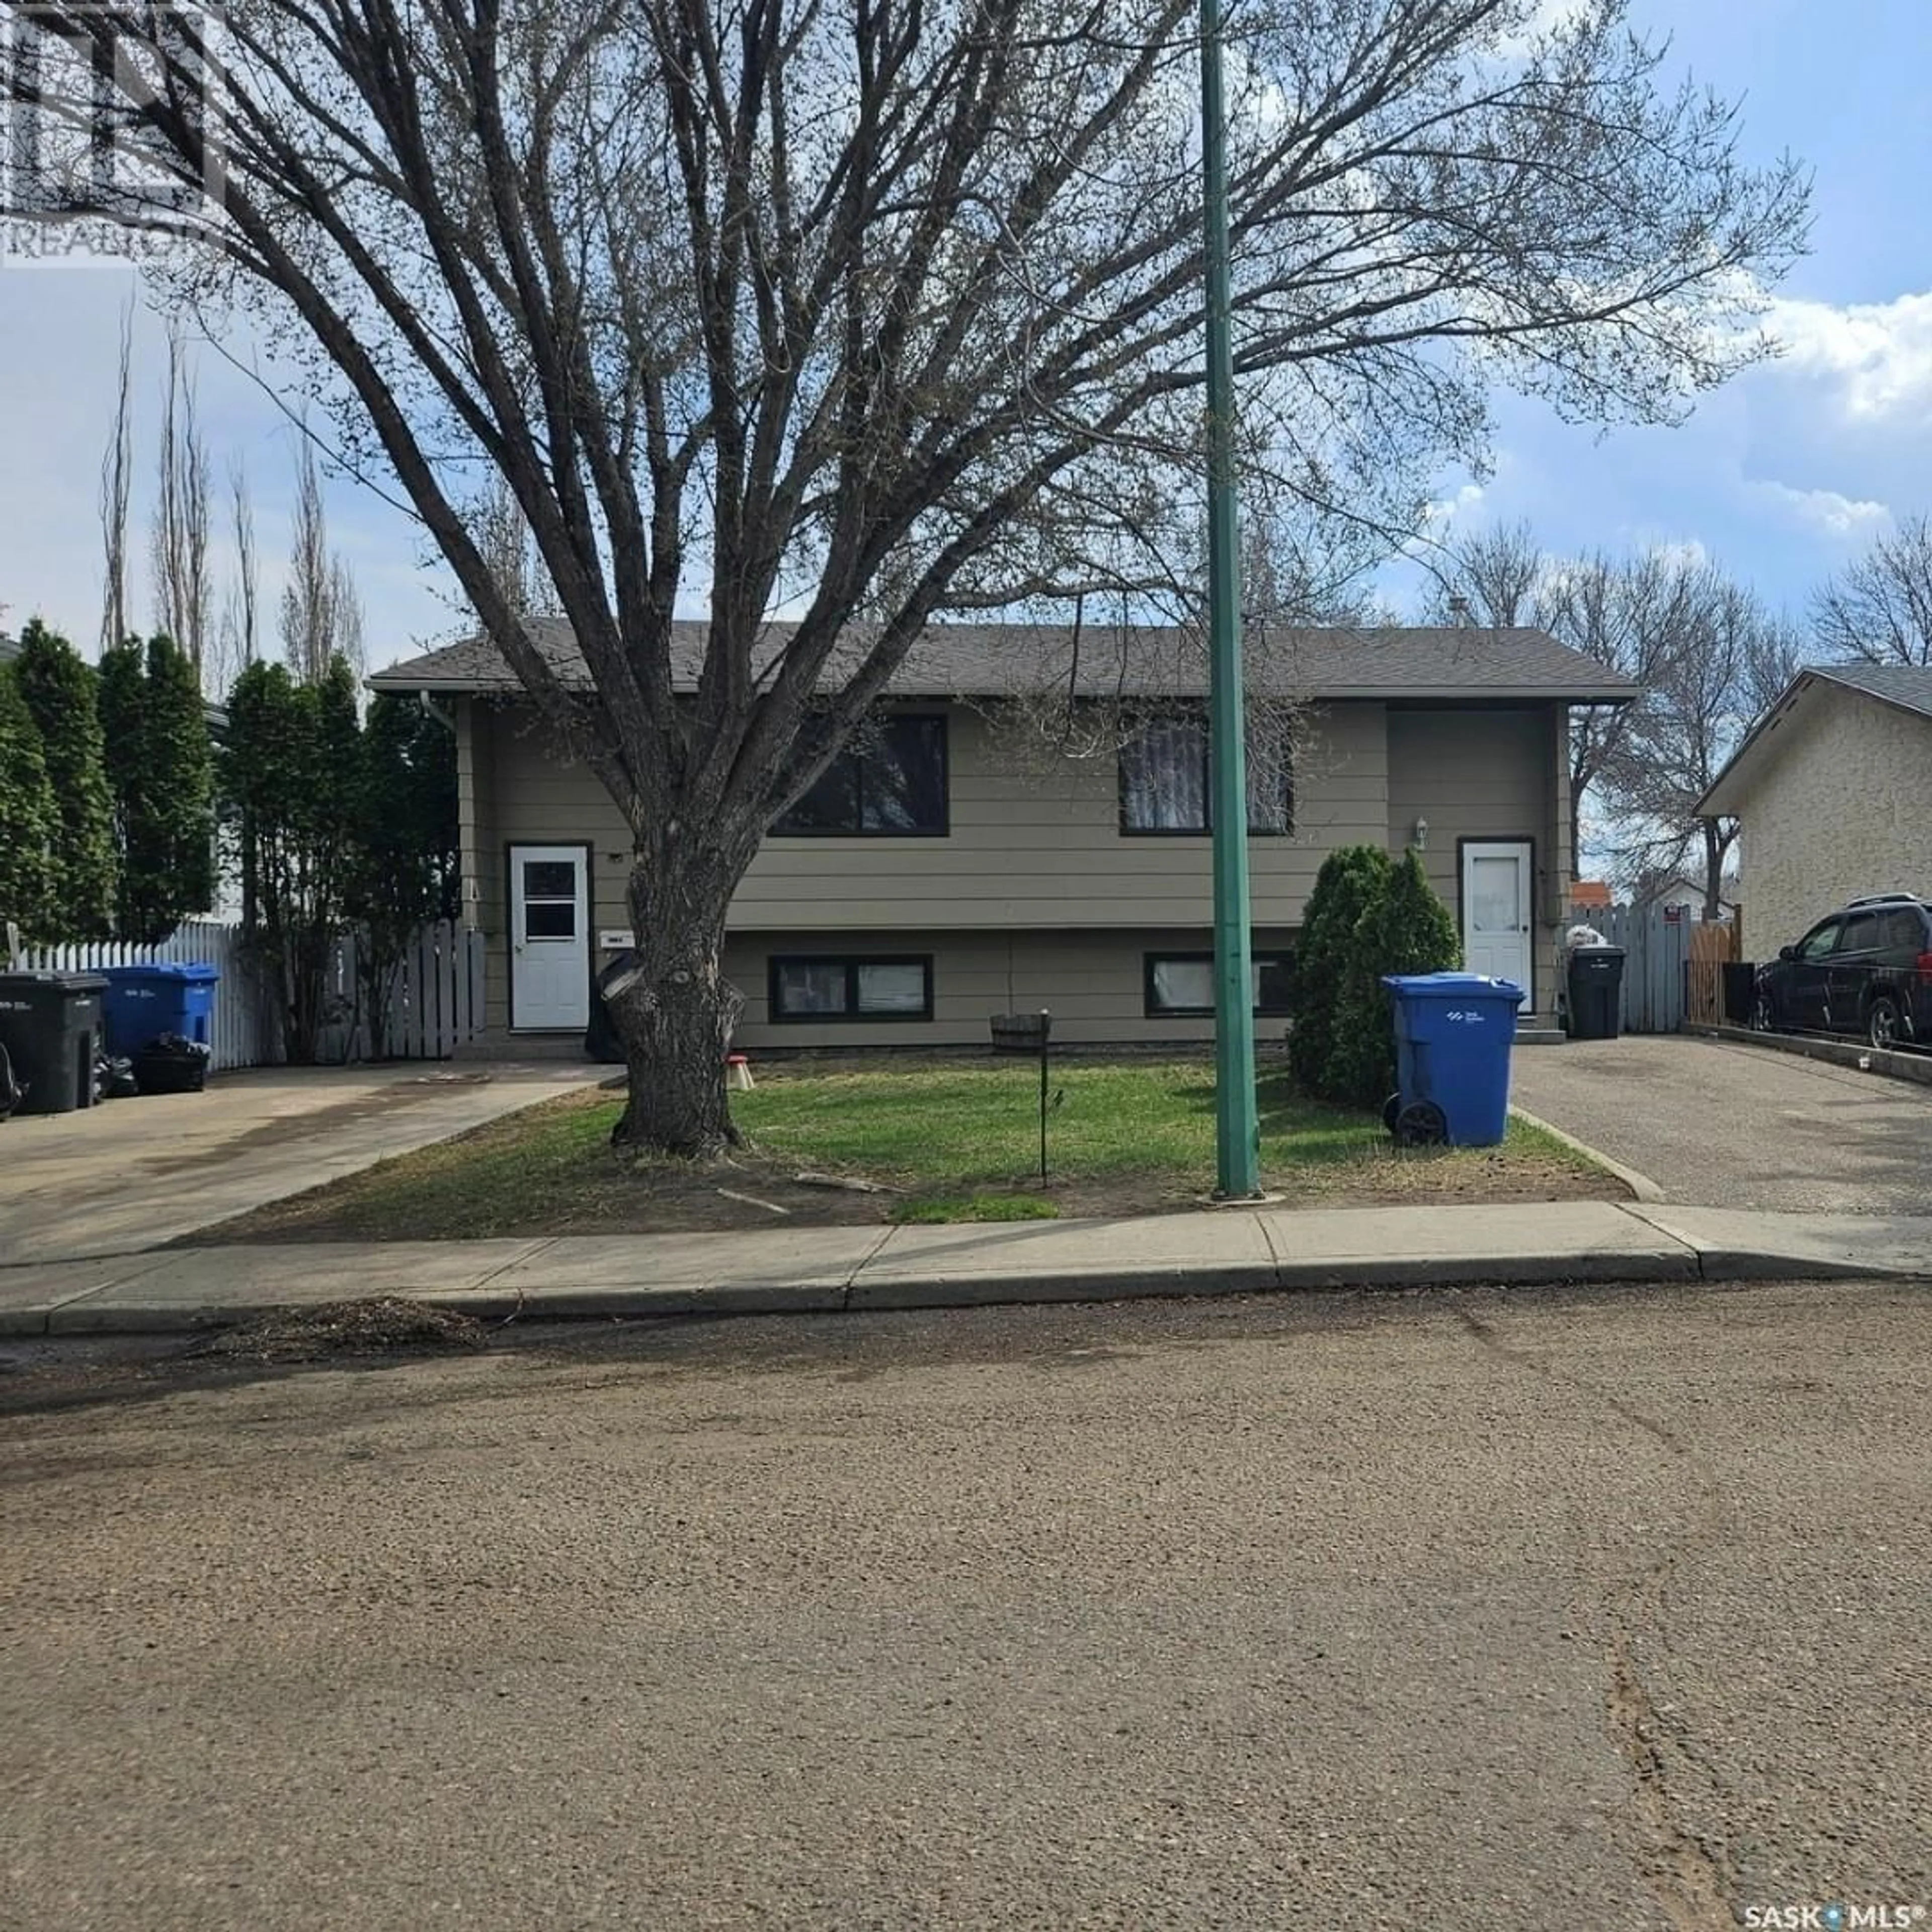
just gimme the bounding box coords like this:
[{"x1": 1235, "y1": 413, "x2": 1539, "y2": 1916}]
[{"x1": 2, "y1": 1199, "x2": 1928, "y2": 1336}]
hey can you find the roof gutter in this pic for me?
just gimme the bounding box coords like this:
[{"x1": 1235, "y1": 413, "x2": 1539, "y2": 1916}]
[{"x1": 364, "y1": 677, "x2": 1641, "y2": 706}]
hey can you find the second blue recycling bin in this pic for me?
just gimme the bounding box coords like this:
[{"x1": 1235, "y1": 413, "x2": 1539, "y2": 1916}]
[
  {"x1": 1381, "y1": 972, "x2": 1527, "y2": 1146},
  {"x1": 100, "y1": 962, "x2": 219, "y2": 1059}
]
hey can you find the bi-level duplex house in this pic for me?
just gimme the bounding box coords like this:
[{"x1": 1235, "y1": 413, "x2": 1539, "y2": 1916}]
[{"x1": 369, "y1": 621, "x2": 1635, "y2": 1051}]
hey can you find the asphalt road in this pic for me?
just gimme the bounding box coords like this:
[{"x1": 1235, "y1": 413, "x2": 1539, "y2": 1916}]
[
  {"x1": 4, "y1": 1284, "x2": 1930, "y2": 1931},
  {"x1": 1512, "y1": 1034, "x2": 1932, "y2": 1211}
]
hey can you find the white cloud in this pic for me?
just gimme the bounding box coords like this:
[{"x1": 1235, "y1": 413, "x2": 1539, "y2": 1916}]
[
  {"x1": 1420, "y1": 481, "x2": 1484, "y2": 530},
  {"x1": 1489, "y1": 0, "x2": 1590, "y2": 61},
  {"x1": 1761, "y1": 291, "x2": 1932, "y2": 423},
  {"x1": 1636, "y1": 535, "x2": 1710, "y2": 574},
  {"x1": 1750, "y1": 480, "x2": 1892, "y2": 537}
]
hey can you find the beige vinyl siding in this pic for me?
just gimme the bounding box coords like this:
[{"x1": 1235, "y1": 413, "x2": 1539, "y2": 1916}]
[
  {"x1": 731, "y1": 702, "x2": 1387, "y2": 928},
  {"x1": 473, "y1": 702, "x2": 628, "y2": 1032},
  {"x1": 468, "y1": 693, "x2": 1564, "y2": 1030},
  {"x1": 725, "y1": 927, "x2": 1301, "y2": 1050},
  {"x1": 1386, "y1": 704, "x2": 1563, "y2": 1008},
  {"x1": 475, "y1": 697, "x2": 1387, "y2": 935},
  {"x1": 455, "y1": 696, "x2": 495, "y2": 935}
]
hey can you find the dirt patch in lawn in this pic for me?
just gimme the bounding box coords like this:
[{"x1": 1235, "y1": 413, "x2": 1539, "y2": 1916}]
[{"x1": 199, "y1": 1066, "x2": 1629, "y2": 1246}]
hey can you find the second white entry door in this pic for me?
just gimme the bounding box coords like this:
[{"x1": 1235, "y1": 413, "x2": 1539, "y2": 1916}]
[{"x1": 1461, "y1": 841, "x2": 1533, "y2": 995}]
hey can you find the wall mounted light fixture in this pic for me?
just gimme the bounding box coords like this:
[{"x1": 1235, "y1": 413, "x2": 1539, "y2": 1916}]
[{"x1": 1412, "y1": 816, "x2": 1429, "y2": 851}]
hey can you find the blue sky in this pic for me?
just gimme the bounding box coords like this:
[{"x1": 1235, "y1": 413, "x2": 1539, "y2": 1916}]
[{"x1": 2, "y1": 0, "x2": 1927, "y2": 668}]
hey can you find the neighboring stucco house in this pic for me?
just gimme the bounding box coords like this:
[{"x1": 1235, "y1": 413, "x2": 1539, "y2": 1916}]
[
  {"x1": 370, "y1": 622, "x2": 1635, "y2": 1052},
  {"x1": 1697, "y1": 664, "x2": 1932, "y2": 959}
]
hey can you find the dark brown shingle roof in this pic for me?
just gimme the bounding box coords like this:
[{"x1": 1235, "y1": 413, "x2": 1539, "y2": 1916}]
[{"x1": 369, "y1": 617, "x2": 1639, "y2": 703}]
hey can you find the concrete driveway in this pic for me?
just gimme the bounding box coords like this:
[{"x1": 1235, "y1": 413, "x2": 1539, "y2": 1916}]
[
  {"x1": 0, "y1": 1062, "x2": 598, "y2": 1266},
  {"x1": 1512, "y1": 1033, "x2": 1932, "y2": 1212}
]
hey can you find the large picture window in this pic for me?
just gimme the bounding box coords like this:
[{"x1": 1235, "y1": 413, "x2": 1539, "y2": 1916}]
[
  {"x1": 769, "y1": 955, "x2": 935, "y2": 1022},
  {"x1": 775, "y1": 714, "x2": 948, "y2": 836},
  {"x1": 1145, "y1": 951, "x2": 1295, "y2": 1018},
  {"x1": 1118, "y1": 713, "x2": 1293, "y2": 835}
]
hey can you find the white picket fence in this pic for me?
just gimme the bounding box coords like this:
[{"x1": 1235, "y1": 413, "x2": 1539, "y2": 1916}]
[
  {"x1": 319, "y1": 922, "x2": 488, "y2": 1065},
  {"x1": 16, "y1": 918, "x2": 485, "y2": 1072}
]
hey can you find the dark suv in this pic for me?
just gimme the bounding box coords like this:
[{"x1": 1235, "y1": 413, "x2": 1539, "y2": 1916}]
[{"x1": 1753, "y1": 893, "x2": 1932, "y2": 1050}]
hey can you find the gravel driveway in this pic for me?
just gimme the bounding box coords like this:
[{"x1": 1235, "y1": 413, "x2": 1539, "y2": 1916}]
[
  {"x1": 1511, "y1": 1033, "x2": 1932, "y2": 1211},
  {"x1": 4, "y1": 1284, "x2": 1930, "y2": 1930}
]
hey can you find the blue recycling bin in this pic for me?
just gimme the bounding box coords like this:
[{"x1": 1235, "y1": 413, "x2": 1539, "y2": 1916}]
[
  {"x1": 1381, "y1": 972, "x2": 1526, "y2": 1147},
  {"x1": 100, "y1": 962, "x2": 219, "y2": 1059}
]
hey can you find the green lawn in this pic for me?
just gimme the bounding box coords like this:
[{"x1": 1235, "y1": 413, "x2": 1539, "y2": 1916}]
[
  {"x1": 735, "y1": 1060, "x2": 1384, "y2": 1186},
  {"x1": 205, "y1": 1054, "x2": 1621, "y2": 1244}
]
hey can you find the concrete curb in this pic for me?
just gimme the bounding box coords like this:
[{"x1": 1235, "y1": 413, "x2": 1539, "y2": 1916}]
[
  {"x1": 13, "y1": 1253, "x2": 1701, "y2": 1336},
  {"x1": 1690, "y1": 1024, "x2": 1932, "y2": 1087},
  {"x1": 1507, "y1": 1106, "x2": 1664, "y2": 1202},
  {"x1": 0, "y1": 1247, "x2": 1761, "y2": 1339},
  {"x1": 6, "y1": 1203, "x2": 1927, "y2": 1339}
]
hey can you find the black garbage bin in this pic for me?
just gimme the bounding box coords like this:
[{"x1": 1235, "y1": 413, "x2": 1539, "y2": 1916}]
[
  {"x1": 0, "y1": 971, "x2": 108, "y2": 1115},
  {"x1": 1722, "y1": 960, "x2": 1757, "y2": 1026},
  {"x1": 585, "y1": 951, "x2": 637, "y2": 1065},
  {"x1": 1565, "y1": 946, "x2": 1626, "y2": 1041}
]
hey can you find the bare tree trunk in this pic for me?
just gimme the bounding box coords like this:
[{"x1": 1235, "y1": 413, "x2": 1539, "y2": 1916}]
[
  {"x1": 608, "y1": 842, "x2": 754, "y2": 1156},
  {"x1": 1701, "y1": 819, "x2": 1737, "y2": 921}
]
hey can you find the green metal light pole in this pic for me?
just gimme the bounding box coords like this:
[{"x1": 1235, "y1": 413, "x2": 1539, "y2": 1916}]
[{"x1": 1199, "y1": 0, "x2": 1259, "y2": 1196}]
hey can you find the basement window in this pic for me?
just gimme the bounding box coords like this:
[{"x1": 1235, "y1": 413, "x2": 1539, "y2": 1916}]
[
  {"x1": 1144, "y1": 951, "x2": 1295, "y2": 1018},
  {"x1": 769, "y1": 955, "x2": 934, "y2": 1022}
]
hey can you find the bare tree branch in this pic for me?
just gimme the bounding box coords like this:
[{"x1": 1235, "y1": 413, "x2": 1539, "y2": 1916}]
[{"x1": 1810, "y1": 514, "x2": 1932, "y2": 667}]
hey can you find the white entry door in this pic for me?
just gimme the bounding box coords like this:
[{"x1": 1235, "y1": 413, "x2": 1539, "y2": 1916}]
[
  {"x1": 509, "y1": 844, "x2": 590, "y2": 1030},
  {"x1": 1462, "y1": 841, "x2": 1534, "y2": 995}
]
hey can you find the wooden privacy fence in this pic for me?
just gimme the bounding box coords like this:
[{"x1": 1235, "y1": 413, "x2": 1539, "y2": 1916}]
[
  {"x1": 17, "y1": 918, "x2": 485, "y2": 1072},
  {"x1": 1683, "y1": 920, "x2": 1741, "y2": 1028},
  {"x1": 1587, "y1": 902, "x2": 1695, "y2": 1034}
]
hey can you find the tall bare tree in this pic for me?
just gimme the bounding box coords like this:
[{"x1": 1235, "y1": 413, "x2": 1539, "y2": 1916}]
[
  {"x1": 279, "y1": 439, "x2": 364, "y2": 684},
  {"x1": 150, "y1": 328, "x2": 213, "y2": 669},
  {"x1": 1598, "y1": 573, "x2": 1780, "y2": 917},
  {"x1": 98, "y1": 301, "x2": 134, "y2": 653},
  {"x1": 1435, "y1": 528, "x2": 1715, "y2": 875},
  {"x1": 469, "y1": 472, "x2": 551, "y2": 629},
  {"x1": 1810, "y1": 514, "x2": 1932, "y2": 667},
  {"x1": 5, "y1": 0, "x2": 1809, "y2": 1152},
  {"x1": 1426, "y1": 519, "x2": 1547, "y2": 629},
  {"x1": 209, "y1": 456, "x2": 262, "y2": 694}
]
